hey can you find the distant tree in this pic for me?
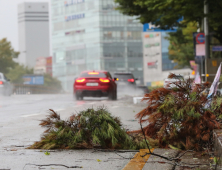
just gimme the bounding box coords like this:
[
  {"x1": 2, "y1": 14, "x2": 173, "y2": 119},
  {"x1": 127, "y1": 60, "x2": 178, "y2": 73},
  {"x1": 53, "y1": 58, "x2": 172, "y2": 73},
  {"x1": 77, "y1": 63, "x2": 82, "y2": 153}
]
[
  {"x1": 43, "y1": 73, "x2": 62, "y2": 91},
  {"x1": 6, "y1": 65, "x2": 33, "y2": 84},
  {"x1": 0, "y1": 38, "x2": 19, "y2": 74},
  {"x1": 7, "y1": 65, "x2": 62, "y2": 91},
  {"x1": 115, "y1": 0, "x2": 222, "y2": 43},
  {"x1": 165, "y1": 22, "x2": 197, "y2": 68}
]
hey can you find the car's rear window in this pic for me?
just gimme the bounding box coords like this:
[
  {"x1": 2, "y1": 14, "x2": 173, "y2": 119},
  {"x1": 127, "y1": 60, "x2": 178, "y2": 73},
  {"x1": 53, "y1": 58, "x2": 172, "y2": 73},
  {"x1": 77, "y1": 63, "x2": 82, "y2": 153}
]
[
  {"x1": 80, "y1": 72, "x2": 107, "y2": 78},
  {"x1": 113, "y1": 73, "x2": 134, "y2": 80}
]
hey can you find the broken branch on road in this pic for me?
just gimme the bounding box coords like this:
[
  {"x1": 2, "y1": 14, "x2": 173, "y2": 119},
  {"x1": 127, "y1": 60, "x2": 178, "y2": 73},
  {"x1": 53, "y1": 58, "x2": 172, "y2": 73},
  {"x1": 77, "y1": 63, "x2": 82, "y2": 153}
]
[{"x1": 23, "y1": 163, "x2": 82, "y2": 169}]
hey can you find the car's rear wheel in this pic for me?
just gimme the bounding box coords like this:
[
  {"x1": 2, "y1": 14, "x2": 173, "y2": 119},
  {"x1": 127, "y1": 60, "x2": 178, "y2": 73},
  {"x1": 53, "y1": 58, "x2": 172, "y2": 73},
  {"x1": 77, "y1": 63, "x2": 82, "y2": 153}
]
[
  {"x1": 113, "y1": 91, "x2": 117, "y2": 100},
  {"x1": 74, "y1": 93, "x2": 83, "y2": 101},
  {"x1": 109, "y1": 90, "x2": 117, "y2": 100}
]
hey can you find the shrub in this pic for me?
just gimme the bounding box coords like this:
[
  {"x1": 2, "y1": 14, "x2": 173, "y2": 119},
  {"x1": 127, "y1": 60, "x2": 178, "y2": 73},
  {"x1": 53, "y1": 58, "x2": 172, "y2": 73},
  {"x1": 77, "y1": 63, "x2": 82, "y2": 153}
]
[
  {"x1": 29, "y1": 107, "x2": 149, "y2": 150},
  {"x1": 132, "y1": 73, "x2": 221, "y2": 151}
]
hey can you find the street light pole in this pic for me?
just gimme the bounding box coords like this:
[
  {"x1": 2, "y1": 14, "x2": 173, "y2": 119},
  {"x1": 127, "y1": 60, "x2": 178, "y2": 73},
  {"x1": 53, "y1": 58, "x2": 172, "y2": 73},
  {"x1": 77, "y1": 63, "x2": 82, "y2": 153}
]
[{"x1": 204, "y1": 0, "x2": 210, "y2": 82}]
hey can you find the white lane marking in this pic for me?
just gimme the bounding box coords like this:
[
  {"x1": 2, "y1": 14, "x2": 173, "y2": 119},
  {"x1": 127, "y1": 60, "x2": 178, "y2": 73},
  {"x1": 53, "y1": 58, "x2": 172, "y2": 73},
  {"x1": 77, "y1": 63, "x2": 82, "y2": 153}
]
[
  {"x1": 111, "y1": 106, "x2": 119, "y2": 108},
  {"x1": 21, "y1": 113, "x2": 40, "y2": 118},
  {"x1": 88, "y1": 102, "x2": 96, "y2": 105},
  {"x1": 101, "y1": 100, "x2": 108, "y2": 102}
]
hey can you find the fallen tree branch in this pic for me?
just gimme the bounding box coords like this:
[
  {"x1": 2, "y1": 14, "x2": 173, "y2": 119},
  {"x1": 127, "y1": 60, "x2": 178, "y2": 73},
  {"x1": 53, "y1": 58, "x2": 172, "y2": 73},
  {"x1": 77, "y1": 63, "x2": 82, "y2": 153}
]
[
  {"x1": 92, "y1": 149, "x2": 139, "y2": 153},
  {"x1": 114, "y1": 152, "x2": 134, "y2": 159},
  {"x1": 140, "y1": 115, "x2": 152, "y2": 154},
  {"x1": 23, "y1": 164, "x2": 82, "y2": 169},
  {"x1": 146, "y1": 161, "x2": 199, "y2": 168},
  {"x1": 172, "y1": 150, "x2": 194, "y2": 160},
  {"x1": 139, "y1": 115, "x2": 181, "y2": 162}
]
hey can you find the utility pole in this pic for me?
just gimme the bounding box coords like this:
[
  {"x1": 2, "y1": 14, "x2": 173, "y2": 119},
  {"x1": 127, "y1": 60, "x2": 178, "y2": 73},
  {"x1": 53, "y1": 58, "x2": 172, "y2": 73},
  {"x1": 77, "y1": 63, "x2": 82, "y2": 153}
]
[{"x1": 204, "y1": 0, "x2": 210, "y2": 81}]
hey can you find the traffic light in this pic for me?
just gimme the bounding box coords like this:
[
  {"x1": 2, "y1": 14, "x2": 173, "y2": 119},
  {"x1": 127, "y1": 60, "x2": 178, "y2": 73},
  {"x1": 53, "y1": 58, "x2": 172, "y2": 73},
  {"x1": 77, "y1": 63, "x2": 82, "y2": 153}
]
[{"x1": 206, "y1": 74, "x2": 209, "y2": 77}]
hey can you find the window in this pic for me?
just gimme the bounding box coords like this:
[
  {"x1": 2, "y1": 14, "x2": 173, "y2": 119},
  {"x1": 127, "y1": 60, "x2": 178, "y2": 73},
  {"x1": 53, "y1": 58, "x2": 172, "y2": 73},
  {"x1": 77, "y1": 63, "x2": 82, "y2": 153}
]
[
  {"x1": 80, "y1": 72, "x2": 106, "y2": 78},
  {"x1": 104, "y1": 32, "x2": 112, "y2": 39},
  {"x1": 127, "y1": 32, "x2": 132, "y2": 39},
  {"x1": 120, "y1": 32, "x2": 124, "y2": 39},
  {"x1": 104, "y1": 45, "x2": 125, "y2": 58},
  {"x1": 65, "y1": 29, "x2": 85, "y2": 36},
  {"x1": 132, "y1": 31, "x2": 141, "y2": 39}
]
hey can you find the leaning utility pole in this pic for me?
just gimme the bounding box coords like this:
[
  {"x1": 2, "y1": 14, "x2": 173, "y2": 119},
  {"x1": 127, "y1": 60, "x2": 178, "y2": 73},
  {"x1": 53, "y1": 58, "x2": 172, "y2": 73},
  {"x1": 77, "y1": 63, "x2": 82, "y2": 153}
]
[{"x1": 204, "y1": 0, "x2": 210, "y2": 81}]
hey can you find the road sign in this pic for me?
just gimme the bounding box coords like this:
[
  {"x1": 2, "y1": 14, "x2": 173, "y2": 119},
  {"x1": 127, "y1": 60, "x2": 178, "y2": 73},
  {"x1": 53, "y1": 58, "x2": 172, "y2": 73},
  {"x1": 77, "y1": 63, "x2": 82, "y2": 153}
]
[
  {"x1": 196, "y1": 33, "x2": 205, "y2": 44},
  {"x1": 212, "y1": 46, "x2": 222, "y2": 51},
  {"x1": 23, "y1": 75, "x2": 44, "y2": 85}
]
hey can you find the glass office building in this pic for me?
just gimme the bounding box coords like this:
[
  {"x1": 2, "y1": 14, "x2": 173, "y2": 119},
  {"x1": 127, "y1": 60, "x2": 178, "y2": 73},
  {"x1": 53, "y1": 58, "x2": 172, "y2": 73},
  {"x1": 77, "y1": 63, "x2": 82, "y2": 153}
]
[{"x1": 51, "y1": 0, "x2": 143, "y2": 91}]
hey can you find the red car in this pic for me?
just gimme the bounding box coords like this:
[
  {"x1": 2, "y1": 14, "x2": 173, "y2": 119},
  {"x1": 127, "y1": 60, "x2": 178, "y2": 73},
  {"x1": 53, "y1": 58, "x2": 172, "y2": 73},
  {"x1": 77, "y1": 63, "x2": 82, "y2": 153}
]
[{"x1": 73, "y1": 70, "x2": 117, "y2": 100}]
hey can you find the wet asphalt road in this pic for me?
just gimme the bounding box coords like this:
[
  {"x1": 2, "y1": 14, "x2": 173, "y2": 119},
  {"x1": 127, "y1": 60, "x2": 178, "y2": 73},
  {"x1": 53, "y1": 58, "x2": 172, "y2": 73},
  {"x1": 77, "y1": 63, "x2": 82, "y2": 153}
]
[{"x1": 0, "y1": 93, "x2": 146, "y2": 170}]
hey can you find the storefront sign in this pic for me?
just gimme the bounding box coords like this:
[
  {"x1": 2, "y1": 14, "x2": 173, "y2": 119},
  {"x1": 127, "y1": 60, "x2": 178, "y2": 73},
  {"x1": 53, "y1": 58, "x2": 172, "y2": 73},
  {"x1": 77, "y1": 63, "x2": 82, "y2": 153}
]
[
  {"x1": 144, "y1": 33, "x2": 159, "y2": 38},
  {"x1": 145, "y1": 43, "x2": 160, "y2": 48},
  {"x1": 64, "y1": 0, "x2": 84, "y2": 6},
  {"x1": 212, "y1": 46, "x2": 222, "y2": 51},
  {"x1": 46, "y1": 57, "x2": 52, "y2": 66},
  {"x1": 145, "y1": 53, "x2": 160, "y2": 57},
  {"x1": 36, "y1": 57, "x2": 46, "y2": 67},
  {"x1": 147, "y1": 61, "x2": 158, "y2": 68},
  {"x1": 65, "y1": 13, "x2": 85, "y2": 22}
]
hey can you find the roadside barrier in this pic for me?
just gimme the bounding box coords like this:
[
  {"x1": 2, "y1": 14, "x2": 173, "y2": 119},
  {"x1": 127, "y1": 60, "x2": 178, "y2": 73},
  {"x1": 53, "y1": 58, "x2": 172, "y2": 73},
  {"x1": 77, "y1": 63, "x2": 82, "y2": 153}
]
[{"x1": 13, "y1": 84, "x2": 61, "y2": 94}]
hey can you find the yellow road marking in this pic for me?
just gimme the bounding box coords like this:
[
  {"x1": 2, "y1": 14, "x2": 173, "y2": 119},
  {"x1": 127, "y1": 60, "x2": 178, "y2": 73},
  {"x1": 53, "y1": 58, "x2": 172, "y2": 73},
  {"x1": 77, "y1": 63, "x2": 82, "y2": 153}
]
[{"x1": 122, "y1": 149, "x2": 155, "y2": 170}]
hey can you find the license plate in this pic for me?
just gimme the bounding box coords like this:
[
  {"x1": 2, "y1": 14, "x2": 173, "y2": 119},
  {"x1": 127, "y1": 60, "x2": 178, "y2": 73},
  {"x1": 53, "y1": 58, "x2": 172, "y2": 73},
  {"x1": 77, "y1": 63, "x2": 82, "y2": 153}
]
[{"x1": 86, "y1": 83, "x2": 98, "y2": 86}]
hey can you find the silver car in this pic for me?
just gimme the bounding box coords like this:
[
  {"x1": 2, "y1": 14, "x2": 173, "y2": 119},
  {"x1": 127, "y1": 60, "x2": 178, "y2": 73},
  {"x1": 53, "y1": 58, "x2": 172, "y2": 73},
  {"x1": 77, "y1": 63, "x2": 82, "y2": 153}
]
[{"x1": 0, "y1": 72, "x2": 12, "y2": 96}]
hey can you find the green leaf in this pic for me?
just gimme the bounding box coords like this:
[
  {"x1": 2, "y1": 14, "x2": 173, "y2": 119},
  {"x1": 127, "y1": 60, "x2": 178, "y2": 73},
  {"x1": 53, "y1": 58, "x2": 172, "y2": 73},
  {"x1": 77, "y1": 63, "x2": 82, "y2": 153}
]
[
  {"x1": 169, "y1": 144, "x2": 181, "y2": 151},
  {"x1": 44, "y1": 151, "x2": 50, "y2": 155}
]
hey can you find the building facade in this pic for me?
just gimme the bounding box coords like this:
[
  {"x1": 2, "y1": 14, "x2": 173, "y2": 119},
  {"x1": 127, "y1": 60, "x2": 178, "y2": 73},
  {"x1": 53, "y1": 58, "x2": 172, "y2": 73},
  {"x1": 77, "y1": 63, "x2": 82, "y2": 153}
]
[
  {"x1": 143, "y1": 24, "x2": 193, "y2": 86},
  {"x1": 51, "y1": 0, "x2": 143, "y2": 92},
  {"x1": 18, "y1": 2, "x2": 50, "y2": 68}
]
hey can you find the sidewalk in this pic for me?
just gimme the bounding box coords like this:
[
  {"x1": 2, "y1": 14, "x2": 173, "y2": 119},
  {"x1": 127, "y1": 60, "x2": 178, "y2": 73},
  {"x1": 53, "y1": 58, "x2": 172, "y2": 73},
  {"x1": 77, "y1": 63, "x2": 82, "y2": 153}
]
[{"x1": 122, "y1": 148, "x2": 213, "y2": 170}]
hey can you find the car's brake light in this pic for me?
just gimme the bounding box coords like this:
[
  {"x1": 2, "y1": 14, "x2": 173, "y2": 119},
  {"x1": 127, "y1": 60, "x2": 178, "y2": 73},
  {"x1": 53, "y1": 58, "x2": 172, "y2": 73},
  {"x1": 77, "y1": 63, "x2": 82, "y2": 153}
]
[
  {"x1": 88, "y1": 72, "x2": 99, "y2": 75},
  {"x1": 100, "y1": 78, "x2": 110, "y2": 83},
  {"x1": 128, "y1": 79, "x2": 134, "y2": 82},
  {"x1": 0, "y1": 81, "x2": 3, "y2": 85},
  {"x1": 76, "y1": 78, "x2": 85, "y2": 83}
]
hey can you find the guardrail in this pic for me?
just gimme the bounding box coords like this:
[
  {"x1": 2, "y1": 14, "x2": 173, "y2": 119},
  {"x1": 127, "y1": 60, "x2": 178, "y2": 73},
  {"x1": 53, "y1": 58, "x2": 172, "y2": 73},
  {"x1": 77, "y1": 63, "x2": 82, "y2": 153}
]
[{"x1": 13, "y1": 84, "x2": 61, "y2": 94}]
